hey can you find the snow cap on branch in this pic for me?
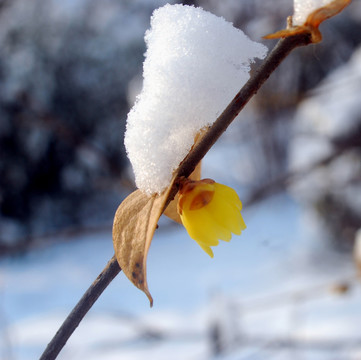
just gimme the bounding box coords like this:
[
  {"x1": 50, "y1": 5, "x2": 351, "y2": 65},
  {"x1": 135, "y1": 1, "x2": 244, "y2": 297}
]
[
  {"x1": 125, "y1": 4, "x2": 267, "y2": 194},
  {"x1": 293, "y1": 0, "x2": 334, "y2": 25}
]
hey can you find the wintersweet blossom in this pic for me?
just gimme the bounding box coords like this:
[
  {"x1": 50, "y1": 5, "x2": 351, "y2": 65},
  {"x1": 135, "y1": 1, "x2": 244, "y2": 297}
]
[{"x1": 177, "y1": 178, "x2": 246, "y2": 257}]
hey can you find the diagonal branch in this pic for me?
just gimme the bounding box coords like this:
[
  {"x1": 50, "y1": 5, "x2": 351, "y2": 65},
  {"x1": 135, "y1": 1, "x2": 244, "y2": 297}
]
[
  {"x1": 175, "y1": 34, "x2": 311, "y2": 184},
  {"x1": 245, "y1": 127, "x2": 361, "y2": 206},
  {"x1": 39, "y1": 256, "x2": 121, "y2": 360},
  {"x1": 39, "y1": 33, "x2": 312, "y2": 360}
]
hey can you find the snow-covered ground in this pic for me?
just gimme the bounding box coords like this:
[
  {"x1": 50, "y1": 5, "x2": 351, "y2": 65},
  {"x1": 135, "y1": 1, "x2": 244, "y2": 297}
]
[{"x1": 1, "y1": 191, "x2": 360, "y2": 360}]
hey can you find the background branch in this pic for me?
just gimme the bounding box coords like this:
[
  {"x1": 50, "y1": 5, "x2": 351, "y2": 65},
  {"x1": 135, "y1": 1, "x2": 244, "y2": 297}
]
[
  {"x1": 39, "y1": 32, "x2": 312, "y2": 360},
  {"x1": 245, "y1": 138, "x2": 361, "y2": 206}
]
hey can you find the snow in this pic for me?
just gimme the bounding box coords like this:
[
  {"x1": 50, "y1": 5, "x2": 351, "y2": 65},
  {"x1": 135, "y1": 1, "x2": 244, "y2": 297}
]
[
  {"x1": 124, "y1": 4, "x2": 267, "y2": 195},
  {"x1": 293, "y1": 0, "x2": 333, "y2": 26},
  {"x1": 1, "y1": 195, "x2": 361, "y2": 360}
]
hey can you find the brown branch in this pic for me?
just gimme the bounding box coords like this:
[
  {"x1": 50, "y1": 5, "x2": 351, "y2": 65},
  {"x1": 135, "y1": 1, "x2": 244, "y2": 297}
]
[
  {"x1": 39, "y1": 256, "x2": 121, "y2": 360},
  {"x1": 176, "y1": 34, "x2": 311, "y2": 181},
  {"x1": 39, "y1": 33, "x2": 312, "y2": 360},
  {"x1": 169, "y1": 33, "x2": 312, "y2": 203}
]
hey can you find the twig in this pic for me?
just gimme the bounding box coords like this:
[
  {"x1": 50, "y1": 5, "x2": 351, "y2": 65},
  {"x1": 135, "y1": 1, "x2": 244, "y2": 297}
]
[
  {"x1": 39, "y1": 256, "x2": 121, "y2": 360},
  {"x1": 175, "y1": 34, "x2": 311, "y2": 183},
  {"x1": 237, "y1": 335, "x2": 361, "y2": 352},
  {"x1": 245, "y1": 141, "x2": 360, "y2": 206},
  {"x1": 39, "y1": 33, "x2": 312, "y2": 360}
]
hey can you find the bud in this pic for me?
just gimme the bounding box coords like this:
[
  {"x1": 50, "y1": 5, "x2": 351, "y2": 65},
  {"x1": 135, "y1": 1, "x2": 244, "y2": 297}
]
[{"x1": 177, "y1": 179, "x2": 246, "y2": 257}]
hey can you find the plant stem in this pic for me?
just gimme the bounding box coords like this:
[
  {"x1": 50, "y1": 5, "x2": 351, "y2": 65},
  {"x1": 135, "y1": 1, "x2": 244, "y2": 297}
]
[
  {"x1": 39, "y1": 256, "x2": 121, "y2": 360},
  {"x1": 39, "y1": 32, "x2": 311, "y2": 360}
]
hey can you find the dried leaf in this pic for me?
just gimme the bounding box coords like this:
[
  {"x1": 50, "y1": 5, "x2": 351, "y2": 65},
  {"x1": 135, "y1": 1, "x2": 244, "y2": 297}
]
[
  {"x1": 113, "y1": 127, "x2": 208, "y2": 305},
  {"x1": 264, "y1": 0, "x2": 351, "y2": 43},
  {"x1": 306, "y1": 0, "x2": 351, "y2": 28},
  {"x1": 112, "y1": 182, "x2": 174, "y2": 306},
  {"x1": 263, "y1": 26, "x2": 307, "y2": 40}
]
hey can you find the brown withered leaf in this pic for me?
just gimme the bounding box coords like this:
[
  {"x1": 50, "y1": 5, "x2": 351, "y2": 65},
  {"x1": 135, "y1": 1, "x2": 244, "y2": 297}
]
[
  {"x1": 112, "y1": 182, "x2": 174, "y2": 306},
  {"x1": 113, "y1": 127, "x2": 209, "y2": 305},
  {"x1": 264, "y1": 0, "x2": 351, "y2": 43},
  {"x1": 306, "y1": 0, "x2": 351, "y2": 28}
]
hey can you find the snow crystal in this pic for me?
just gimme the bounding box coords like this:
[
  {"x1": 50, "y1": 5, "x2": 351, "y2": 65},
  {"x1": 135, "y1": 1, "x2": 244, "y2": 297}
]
[
  {"x1": 293, "y1": 0, "x2": 333, "y2": 26},
  {"x1": 124, "y1": 4, "x2": 267, "y2": 194}
]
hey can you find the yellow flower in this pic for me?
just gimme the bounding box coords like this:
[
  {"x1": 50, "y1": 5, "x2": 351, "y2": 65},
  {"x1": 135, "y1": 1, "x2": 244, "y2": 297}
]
[{"x1": 177, "y1": 178, "x2": 246, "y2": 257}]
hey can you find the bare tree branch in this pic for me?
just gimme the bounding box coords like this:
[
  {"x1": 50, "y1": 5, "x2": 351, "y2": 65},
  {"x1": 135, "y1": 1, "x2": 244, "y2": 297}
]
[
  {"x1": 39, "y1": 256, "x2": 121, "y2": 360},
  {"x1": 175, "y1": 34, "x2": 311, "y2": 184}
]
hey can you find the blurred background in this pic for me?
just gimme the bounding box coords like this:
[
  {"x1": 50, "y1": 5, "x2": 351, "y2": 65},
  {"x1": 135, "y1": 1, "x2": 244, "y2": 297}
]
[{"x1": 0, "y1": 0, "x2": 361, "y2": 359}]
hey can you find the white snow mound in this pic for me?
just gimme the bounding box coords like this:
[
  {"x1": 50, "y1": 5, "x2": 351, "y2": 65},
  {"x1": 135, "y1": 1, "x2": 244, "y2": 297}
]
[
  {"x1": 124, "y1": 4, "x2": 267, "y2": 194},
  {"x1": 293, "y1": 0, "x2": 333, "y2": 26}
]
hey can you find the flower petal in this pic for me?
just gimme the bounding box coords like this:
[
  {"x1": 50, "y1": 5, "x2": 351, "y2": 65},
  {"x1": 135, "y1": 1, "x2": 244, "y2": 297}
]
[
  {"x1": 180, "y1": 208, "x2": 220, "y2": 246},
  {"x1": 207, "y1": 190, "x2": 245, "y2": 235},
  {"x1": 178, "y1": 179, "x2": 246, "y2": 256}
]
